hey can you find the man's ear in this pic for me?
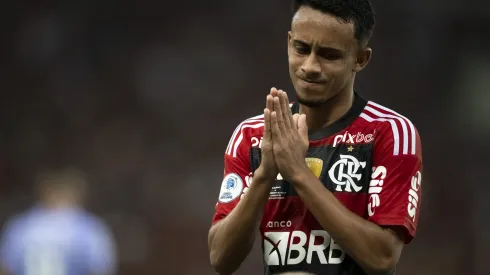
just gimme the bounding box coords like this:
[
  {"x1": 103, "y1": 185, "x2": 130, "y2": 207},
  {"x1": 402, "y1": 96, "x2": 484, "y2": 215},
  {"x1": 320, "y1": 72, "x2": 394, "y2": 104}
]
[{"x1": 353, "y1": 47, "x2": 372, "y2": 73}]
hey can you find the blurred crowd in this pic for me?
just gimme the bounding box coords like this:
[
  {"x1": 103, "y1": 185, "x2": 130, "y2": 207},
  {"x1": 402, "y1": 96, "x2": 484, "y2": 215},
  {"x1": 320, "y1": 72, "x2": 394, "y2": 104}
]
[{"x1": 0, "y1": 1, "x2": 489, "y2": 274}]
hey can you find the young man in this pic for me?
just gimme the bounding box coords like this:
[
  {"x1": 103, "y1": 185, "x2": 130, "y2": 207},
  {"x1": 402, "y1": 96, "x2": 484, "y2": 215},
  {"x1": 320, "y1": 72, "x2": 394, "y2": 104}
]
[{"x1": 208, "y1": 1, "x2": 423, "y2": 274}]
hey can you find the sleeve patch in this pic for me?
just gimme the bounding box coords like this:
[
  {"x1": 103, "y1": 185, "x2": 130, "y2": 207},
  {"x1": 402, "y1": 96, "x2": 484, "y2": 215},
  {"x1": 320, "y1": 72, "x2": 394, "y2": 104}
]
[{"x1": 218, "y1": 173, "x2": 244, "y2": 203}]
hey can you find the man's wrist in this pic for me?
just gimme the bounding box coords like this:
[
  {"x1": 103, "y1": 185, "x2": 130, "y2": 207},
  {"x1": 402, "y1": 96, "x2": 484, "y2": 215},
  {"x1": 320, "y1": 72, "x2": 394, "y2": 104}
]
[
  {"x1": 253, "y1": 167, "x2": 277, "y2": 183},
  {"x1": 290, "y1": 165, "x2": 314, "y2": 187}
]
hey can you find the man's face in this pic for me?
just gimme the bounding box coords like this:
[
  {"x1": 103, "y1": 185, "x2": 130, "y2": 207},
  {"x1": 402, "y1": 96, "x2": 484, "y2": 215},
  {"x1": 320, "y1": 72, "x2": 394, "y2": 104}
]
[{"x1": 288, "y1": 6, "x2": 364, "y2": 107}]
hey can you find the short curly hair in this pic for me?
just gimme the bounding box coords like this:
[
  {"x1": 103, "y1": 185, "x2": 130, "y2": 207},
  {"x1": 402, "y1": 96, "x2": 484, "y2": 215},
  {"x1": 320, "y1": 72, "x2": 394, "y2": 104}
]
[{"x1": 292, "y1": 0, "x2": 376, "y2": 46}]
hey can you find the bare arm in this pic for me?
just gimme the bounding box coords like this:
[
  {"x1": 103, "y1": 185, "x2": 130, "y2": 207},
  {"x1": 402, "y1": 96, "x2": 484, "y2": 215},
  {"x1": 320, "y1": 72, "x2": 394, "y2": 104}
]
[
  {"x1": 208, "y1": 167, "x2": 274, "y2": 275},
  {"x1": 209, "y1": 89, "x2": 281, "y2": 274},
  {"x1": 292, "y1": 171, "x2": 404, "y2": 275}
]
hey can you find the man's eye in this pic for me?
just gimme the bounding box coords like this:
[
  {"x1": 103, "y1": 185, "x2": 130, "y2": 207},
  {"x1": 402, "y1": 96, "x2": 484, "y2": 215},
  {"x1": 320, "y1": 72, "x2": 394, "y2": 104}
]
[
  {"x1": 295, "y1": 46, "x2": 310, "y2": 54},
  {"x1": 322, "y1": 53, "x2": 341, "y2": 60}
]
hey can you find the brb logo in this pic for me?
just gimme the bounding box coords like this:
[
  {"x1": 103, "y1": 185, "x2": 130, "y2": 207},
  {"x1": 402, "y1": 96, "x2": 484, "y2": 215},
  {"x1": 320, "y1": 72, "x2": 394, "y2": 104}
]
[
  {"x1": 263, "y1": 231, "x2": 345, "y2": 266},
  {"x1": 408, "y1": 171, "x2": 422, "y2": 222},
  {"x1": 328, "y1": 155, "x2": 366, "y2": 192}
]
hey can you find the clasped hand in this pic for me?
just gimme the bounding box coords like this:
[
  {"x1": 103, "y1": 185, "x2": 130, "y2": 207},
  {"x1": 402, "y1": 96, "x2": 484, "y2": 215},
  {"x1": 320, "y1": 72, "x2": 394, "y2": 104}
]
[{"x1": 261, "y1": 88, "x2": 310, "y2": 183}]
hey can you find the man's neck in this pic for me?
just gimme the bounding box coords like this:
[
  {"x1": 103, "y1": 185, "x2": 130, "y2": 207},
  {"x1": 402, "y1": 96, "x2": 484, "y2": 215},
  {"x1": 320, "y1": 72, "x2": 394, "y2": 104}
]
[
  {"x1": 299, "y1": 86, "x2": 355, "y2": 132},
  {"x1": 40, "y1": 195, "x2": 80, "y2": 210}
]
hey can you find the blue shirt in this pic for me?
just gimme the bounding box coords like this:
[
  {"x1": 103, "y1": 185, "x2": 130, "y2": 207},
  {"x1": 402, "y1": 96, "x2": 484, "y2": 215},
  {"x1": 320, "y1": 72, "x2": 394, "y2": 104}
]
[{"x1": 0, "y1": 206, "x2": 116, "y2": 275}]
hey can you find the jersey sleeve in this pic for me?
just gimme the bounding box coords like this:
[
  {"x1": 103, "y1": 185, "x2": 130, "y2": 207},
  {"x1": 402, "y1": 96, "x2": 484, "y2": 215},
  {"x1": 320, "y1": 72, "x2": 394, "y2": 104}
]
[
  {"x1": 211, "y1": 120, "x2": 259, "y2": 225},
  {"x1": 367, "y1": 121, "x2": 423, "y2": 244}
]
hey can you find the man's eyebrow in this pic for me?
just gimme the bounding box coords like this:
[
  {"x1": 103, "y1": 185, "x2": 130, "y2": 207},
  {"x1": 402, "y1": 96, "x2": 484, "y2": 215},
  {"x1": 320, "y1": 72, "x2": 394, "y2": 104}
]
[{"x1": 292, "y1": 39, "x2": 342, "y2": 52}]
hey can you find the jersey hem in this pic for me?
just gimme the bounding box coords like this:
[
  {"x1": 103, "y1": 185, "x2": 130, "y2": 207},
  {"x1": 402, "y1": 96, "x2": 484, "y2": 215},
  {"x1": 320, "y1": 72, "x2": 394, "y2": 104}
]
[{"x1": 369, "y1": 215, "x2": 416, "y2": 244}]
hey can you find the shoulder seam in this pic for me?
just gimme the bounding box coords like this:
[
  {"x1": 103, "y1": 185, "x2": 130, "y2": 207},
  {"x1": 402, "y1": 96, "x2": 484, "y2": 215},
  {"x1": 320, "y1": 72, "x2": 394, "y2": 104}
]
[
  {"x1": 225, "y1": 114, "x2": 264, "y2": 158},
  {"x1": 360, "y1": 101, "x2": 417, "y2": 156}
]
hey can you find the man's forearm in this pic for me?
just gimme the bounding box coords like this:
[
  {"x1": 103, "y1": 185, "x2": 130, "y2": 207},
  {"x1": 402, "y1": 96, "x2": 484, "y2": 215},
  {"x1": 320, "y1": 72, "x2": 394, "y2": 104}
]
[
  {"x1": 292, "y1": 172, "x2": 402, "y2": 275},
  {"x1": 209, "y1": 170, "x2": 273, "y2": 275}
]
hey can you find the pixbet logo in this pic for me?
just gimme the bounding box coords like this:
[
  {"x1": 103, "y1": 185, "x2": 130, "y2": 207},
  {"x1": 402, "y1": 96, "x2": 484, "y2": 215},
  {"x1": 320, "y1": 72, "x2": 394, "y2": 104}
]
[
  {"x1": 263, "y1": 230, "x2": 345, "y2": 266},
  {"x1": 367, "y1": 166, "x2": 387, "y2": 217},
  {"x1": 333, "y1": 131, "x2": 375, "y2": 147},
  {"x1": 251, "y1": 137, "x2": 263, "y2": 148},
  {"x1": 408, "y1": 171, "x2": 422, "y2": 222},
  {"x1": 328, "y1": 155, "x2": 366, "y2": 192}
]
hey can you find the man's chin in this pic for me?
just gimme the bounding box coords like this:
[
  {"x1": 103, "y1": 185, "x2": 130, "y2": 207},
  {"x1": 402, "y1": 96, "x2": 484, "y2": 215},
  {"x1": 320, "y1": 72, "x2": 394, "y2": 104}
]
[{"x1": 297, "y1": 95, "x2": 328, "y2": 108}]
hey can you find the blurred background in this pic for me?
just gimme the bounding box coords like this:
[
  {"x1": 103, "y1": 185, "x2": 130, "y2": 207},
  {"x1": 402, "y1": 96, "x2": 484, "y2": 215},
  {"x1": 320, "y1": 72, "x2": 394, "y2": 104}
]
[{"x1": 0, "y1": 0, "x2": 489, "y2": 274}]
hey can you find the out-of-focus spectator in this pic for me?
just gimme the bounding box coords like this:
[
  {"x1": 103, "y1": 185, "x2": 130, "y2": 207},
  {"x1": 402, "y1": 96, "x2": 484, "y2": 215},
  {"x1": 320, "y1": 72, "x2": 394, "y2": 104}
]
[{"x1": 0, "y1": 168, "x2": 117, "y2": 275}]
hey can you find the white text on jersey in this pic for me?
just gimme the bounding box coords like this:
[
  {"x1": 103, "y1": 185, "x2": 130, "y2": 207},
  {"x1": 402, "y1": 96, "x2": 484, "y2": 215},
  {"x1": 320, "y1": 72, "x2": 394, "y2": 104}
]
[
  {"x1": 408, "y1": 171, "x2": 422, "y2": 221},
  {"x1": 264, "y1": 230, "x2": 345, "y2": 266},
  {"x1": 333, "y1": 131, "x2": 375, "y2": 147},
  {"x1": 368, "y1": 166, "x2": 387, "y2": 217}
]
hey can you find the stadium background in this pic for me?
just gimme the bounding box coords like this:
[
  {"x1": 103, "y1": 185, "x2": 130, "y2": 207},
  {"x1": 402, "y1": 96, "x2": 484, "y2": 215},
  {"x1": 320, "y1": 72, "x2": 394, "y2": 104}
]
[{"x1": 0, "y1": 1, "x2": 488, "y2": 274}]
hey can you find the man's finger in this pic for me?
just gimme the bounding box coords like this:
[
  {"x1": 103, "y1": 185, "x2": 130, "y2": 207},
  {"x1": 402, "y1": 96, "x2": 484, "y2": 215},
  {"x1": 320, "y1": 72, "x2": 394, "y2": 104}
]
[
  {"x1": 273, "y1": 96, "x2": 286, "y2": 133},
  {"x1": 271, "y1": 111, "x2": 281, "y2": 140},
  {"x1": 280, "y1": 91, "x2": 295, "y2": 128},
  {"x1": 263, "y1": 108, "x2": 272, "y2": 141},
  {"x1": 293, "y1": 113, "x2": 300, "y2": 129},
  {"x1": 269, "y1": 87, "x2": 278, "y2": 113},
  {"x1": 266, "y1": 95, "x2": 273, "y2": 113},
  {"x1": 298, "y1": 114, "x2": 309, "y2": 145},
  {"x1": 270, "y1": 87, "x2": 278, "y2": 99}
]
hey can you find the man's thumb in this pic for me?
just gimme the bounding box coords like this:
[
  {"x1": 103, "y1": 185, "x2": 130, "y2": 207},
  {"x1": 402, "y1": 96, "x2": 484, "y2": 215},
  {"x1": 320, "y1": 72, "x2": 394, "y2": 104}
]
[{"x1": 298, "y1": 114, "x2": 308, "y2": 139}]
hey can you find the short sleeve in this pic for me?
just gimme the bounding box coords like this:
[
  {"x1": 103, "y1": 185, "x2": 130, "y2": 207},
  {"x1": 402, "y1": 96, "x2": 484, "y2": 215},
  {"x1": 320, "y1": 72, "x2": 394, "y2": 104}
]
[
  {"x1": 211, "y1": 118, "x2": 263, "y2": 225},
  {"x1": 87, "y1": 220, "x2": 117, "y2": 275},
  {"x1": 0, "y1": 217, "x2": 21, "y2": 272},
  {"x1": 367, "y1": 122, "x2": 423, "y2": 244}
]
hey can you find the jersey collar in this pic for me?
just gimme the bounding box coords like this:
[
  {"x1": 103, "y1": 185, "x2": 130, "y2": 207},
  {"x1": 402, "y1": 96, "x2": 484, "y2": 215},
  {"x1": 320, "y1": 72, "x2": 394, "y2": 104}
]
[{"x1": 291, "y1": 92, "x2": 368, "y2": 140}]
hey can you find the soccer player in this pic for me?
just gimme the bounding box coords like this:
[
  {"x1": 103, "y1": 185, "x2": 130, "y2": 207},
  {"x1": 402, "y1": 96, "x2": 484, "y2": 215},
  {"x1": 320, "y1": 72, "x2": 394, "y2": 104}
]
[
  {"x1": 0, "y1": 168, "x2": 117, "y2": 275},
  {"x1": 208, "y1": 0, "x2": 423, "y2": 275}
]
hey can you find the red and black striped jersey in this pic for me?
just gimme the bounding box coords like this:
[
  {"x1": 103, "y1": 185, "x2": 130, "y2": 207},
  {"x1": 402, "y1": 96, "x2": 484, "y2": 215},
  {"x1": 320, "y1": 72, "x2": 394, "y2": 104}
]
[{"x1": 212, "y1": 93, "x2": 423, "y2": 275}]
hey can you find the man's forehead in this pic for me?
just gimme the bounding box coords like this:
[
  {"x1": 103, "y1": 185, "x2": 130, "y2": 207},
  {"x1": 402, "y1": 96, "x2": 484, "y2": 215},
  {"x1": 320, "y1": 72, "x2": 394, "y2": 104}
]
[{"x1": 291, "y1": 6, "x2": 355, "y2": 46}]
